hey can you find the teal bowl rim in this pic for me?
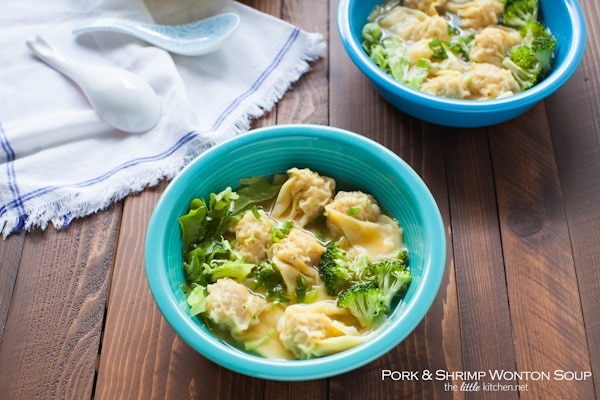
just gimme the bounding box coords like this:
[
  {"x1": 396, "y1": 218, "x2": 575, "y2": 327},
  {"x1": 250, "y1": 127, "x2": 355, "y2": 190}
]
[
  {"x1": 337, "y1": 0, "x2": 588, "y2": 114},
  {"x1": 145, "y1": 124, "x2": 446, "y2": 381}
]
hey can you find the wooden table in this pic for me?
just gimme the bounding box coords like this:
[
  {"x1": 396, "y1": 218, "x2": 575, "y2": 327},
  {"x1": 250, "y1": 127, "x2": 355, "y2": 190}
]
[{"x1": 1, "y1": 0, "x2": 599, "y2": 399}]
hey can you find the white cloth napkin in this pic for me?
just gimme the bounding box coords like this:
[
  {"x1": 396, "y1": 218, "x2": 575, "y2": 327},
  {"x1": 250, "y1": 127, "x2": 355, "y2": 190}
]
[{"x1": 0, "y1": 0, "x2": 324, "y2": 237}]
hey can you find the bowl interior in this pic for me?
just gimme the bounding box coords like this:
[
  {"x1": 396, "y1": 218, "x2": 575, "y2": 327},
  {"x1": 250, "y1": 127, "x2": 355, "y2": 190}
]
[
  {"x1": 338, "y1": 0, "x2": 587, "y2": 126},
  {"x1": 145, "y1": 124, "x2": 446, "y2": 380}
]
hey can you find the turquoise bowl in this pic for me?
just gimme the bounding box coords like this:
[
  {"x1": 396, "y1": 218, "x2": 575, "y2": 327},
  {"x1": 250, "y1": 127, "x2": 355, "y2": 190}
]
[
  {"x1": 337, "y1": 0, "x2": 587, "y2": 127},
  {"x1": 145, "y1": 124, "x2": 446, "y2": 380}
]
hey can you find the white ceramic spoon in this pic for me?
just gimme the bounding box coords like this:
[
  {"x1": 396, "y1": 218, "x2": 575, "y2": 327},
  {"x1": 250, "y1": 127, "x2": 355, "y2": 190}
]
[
  {"x1": 26, "y1": 34, "x2": 161, "y2": 133},
  {"x1": 72, "y1": 13, "x2": 240, "y2": 56}
]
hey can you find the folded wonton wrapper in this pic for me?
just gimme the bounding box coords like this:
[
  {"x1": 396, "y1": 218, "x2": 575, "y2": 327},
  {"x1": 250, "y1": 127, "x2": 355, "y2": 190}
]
[{"x1": 325, "y1": 208, "x2": 403, "y2": 262}]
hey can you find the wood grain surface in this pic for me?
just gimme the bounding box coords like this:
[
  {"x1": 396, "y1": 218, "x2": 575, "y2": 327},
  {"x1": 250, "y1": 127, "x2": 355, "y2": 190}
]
[{"x1": 1, "y1": 0, "x2": 598, "y2": 399}]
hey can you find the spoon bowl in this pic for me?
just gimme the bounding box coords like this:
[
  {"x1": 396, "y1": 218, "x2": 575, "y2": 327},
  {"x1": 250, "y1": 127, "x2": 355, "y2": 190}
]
[
  {"x1": 72, "y1": 13, "x2": 240, "y2": 56},
  {"x1": 27, "y1": 34, "x2": 161, "y2": 133}
]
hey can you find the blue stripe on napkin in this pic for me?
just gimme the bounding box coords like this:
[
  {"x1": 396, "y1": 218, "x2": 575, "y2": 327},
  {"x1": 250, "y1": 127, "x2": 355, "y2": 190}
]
[{"x1": 1, "y1": 27, "x2": 302, "y2": 234}]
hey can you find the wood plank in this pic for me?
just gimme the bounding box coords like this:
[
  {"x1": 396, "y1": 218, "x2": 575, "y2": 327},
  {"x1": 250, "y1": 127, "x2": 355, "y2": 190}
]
[
  {"x1": 544, "y1": 2, "x2": 600, "y2": 398},
  {"x1": 354, "y1": 123, "x2": 463, "y2": 400},
  {"x1": 94, "y1": 0, "x2": 331, "y2": 398},
  {"x1": 93, "y1": 182, "x2": 266, "y2": 400},
  {"x1": 399, "y1": 123, "x2": 464, "y2": 400},
  {"x1": 240, "y1": 0, "x2": 281, "y2": 20},
  {"x1": 328, "y1": 0, "x2": 463, "y2": 397},
  {"x1": 444, "y1": 128, "x2": 518, "y2": 400},
  {"x1": 1, "y1": 1, "x2": 598, "y2": 400},
  {"x1": 244, "y1": 0, "x2": 280, "y2": 131},
  {"x1": 262, "y1": 0, "x2": 330, "y2": 397},
  {"x1": 92, "y1": 5, "x2": 279, "y2": 398},
  {"x1": 489, "y1": 104, "x2": 595, "y2": 399},
  {"x1": 0, "y1": 230, "x2": 25, "y2": 342},
  {"x1": 0, "y1": 205, "x2": 121, "y2": 400},
  {"x1": 276, "y1": 1, "x2": 328, "y2": 126}
]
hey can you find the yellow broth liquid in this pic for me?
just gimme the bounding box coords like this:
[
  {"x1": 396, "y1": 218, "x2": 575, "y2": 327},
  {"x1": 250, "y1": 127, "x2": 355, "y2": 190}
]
[{"x1": 194, "y1": 173, "x2": 405, "y2": 360}]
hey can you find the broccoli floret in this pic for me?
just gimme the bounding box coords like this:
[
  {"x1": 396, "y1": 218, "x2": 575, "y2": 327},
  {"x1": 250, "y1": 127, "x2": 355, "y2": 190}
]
[
  {"x1": 531, "y1": 35, "x2": 557, "y2": 73},
  {"x1": 252, "y1": 261, "x2": 282, "y2": 289},
  {"x1": 318, "y1": 242, "x2": 360, "y2": 296},
  {"x1": 519, "y1": 21, "x2": 557, "y2": 73},
  {"x1": 396, "y1": 249, "x2": 409, "y2": 265},
  {"x1": 251, "y1": 261, "x2": 290, "y2": 303},
  {"x1": 519, "y1": 19, "x2": 548, "y2": 41},
  {"x1": 502, "y1": 0, "x2": 539, "y2": 29},
  {"x1": 364, "y1": 259, "x2": 412, "y2": 310},
  {"x1": 502, "y1": 45, "x2": 543, "y2": 90},
  {"x1": 520, "y1": 20, "x2": 556, "y2": 47},
  {"x1": 502, "y1": 20, "x2": 557, "y2": 90},
  {"x1": 337, "y1": 282, "x2": 387, "y2": 328}
]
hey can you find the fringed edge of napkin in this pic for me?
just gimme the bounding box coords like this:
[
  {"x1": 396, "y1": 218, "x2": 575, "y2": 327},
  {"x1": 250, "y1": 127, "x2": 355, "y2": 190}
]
[
  {"x1": 1, "y1": 32, "x2": 325, "y2": 238},
  {"x1": 214, "y1": 31, "x2": 326, "y2": 139}
]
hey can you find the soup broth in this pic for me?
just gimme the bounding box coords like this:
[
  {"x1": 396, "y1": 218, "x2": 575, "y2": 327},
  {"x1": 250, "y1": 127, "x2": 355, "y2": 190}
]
[{"x1": 180, "y1": 168, "x2": 411, "y2": 360}]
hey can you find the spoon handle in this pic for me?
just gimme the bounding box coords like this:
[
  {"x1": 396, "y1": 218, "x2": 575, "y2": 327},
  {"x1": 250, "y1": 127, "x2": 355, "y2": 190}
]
[
  {"x1": 73, "y1": 17, "x2": 148, "y2": 40},
  {"x1": 26, "y1": 35, "x2": 84, "y2": 82},
  {"x1": 72, "y1": 13, "x2": 240, "y2": 56}
]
